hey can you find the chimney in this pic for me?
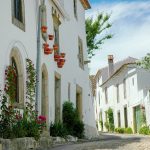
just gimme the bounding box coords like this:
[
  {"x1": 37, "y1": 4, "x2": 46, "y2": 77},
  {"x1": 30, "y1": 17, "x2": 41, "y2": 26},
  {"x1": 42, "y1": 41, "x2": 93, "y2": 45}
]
[{"x1": 108, "y1": 55, "x2": 114, "y2": 77}]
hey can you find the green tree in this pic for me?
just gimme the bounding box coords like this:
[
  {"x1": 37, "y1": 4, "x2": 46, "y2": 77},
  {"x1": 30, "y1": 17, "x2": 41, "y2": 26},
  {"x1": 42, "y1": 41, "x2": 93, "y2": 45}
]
[
  {"x1": 137, "y1": 53, "x2": 150, "y2": 69},
  {"x1": 86, "y1": 12, "x2": 113, "y2": 59}
]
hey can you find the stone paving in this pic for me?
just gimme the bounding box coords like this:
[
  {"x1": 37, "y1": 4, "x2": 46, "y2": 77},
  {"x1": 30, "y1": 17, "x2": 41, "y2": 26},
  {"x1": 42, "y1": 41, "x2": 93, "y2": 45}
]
[{"x1": 50, "y1": 134, "x2": 150, "y2": 150}]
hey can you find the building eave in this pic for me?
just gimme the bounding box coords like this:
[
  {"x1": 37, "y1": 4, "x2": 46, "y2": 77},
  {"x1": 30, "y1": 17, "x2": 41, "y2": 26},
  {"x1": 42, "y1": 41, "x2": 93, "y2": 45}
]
[
  {"x1": 80, "y1": 0, "x2": 91, "y2": 10},
  {"x1": 100, "y1": 63, "x2": 136, "y2": 87},
  {"x1": 51, "y1": 0, "x2": 70, "y2": 20}
]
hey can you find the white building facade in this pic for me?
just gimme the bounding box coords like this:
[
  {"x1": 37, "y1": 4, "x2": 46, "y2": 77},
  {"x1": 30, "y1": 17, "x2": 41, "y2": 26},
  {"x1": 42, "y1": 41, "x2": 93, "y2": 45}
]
[
  {"x1": 94, "y1": 56, "x2": 150, "y2": 133},
  {"x1": 0, "y1": 0, "x2": 97, "y2": 138}
]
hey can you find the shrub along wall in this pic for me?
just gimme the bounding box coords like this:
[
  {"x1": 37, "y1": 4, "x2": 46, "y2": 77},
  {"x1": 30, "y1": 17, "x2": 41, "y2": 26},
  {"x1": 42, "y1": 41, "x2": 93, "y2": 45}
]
[{"x1": 50, "y1": 101, "x2": 85, "y2": 139}]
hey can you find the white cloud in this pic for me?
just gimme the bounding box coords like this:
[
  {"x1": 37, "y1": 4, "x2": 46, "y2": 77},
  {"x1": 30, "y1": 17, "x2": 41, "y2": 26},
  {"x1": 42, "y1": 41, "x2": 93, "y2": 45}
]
[{"x1": 87, "y1": 1, "x2": 150, "y2": 75}]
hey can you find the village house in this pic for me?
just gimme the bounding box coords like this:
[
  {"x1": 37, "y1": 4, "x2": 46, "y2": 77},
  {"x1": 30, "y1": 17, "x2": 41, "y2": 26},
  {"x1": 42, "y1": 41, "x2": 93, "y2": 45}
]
[
  {"x1": 0, "y1": 0, "x2": 97, "y2": 138},
  {"x1": 94, "y1": 55, "x2": 150, "y2": 133}
]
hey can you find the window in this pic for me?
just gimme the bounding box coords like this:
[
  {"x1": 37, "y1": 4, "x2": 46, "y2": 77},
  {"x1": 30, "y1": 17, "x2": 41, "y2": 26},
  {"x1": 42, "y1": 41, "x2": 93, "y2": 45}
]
[
  {"x1": 98, "y1": 91, "x2": 100, "y2": 105},
  {"x1": 12, "y1": 0, "x2": 25, "y2": 31},
  {"x1": 10, "y1": 48, "x2": 24, "y2": 106},
  {"x1": 105, "y1": 87, "x2": 108, "y2": 104},
  {"x1": 123, "y1": 79, "x2": 127, "y2": 99},
  {"x1": 78, "y1": 37, "x2": 84, "y2": 69},
  {"x1": 116, "y1": 84, "x2": 119, "y2": 103},
  {"x1": 11, "y1": 57, "x2": 19, "y2": 103},
  {"x1": 117, "y1": 111, "x2": 121, "y2": 127},
  {"x1": 68, "y1": 83, "x2": 71, "y2": 101},
  {"x1": 132, "y1": 78, "x2": 134, "y2": 86},
  {"x1": 14, "y1": 0, "x2": 23, "y2": 22},
  {"x1": 73, "y1": 0, "x2": 77, "y2": 19}
]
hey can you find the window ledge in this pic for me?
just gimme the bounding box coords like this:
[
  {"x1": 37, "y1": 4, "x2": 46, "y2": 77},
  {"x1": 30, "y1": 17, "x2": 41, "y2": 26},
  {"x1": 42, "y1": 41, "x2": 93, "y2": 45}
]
[{"x1": 12, "y1": 17, "x2": 25, "y2": 32}]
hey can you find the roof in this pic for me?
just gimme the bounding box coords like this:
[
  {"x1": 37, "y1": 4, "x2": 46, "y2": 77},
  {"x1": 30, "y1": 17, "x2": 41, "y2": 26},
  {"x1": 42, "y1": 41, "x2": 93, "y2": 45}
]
[
  {"x1": 101, "y1": 62, "x2": 136, "y2": 87},
  {"x1": 80, "y1": 0, "x2": 91, "y2": 10},
  {"x1": 95, "y1": 57, "x2": 138, "y2": 85}
]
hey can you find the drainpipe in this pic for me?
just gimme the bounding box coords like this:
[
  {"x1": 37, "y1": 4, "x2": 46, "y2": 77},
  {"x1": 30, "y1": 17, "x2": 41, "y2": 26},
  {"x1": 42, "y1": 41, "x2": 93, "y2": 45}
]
[
  {"x1": 36, "y1": 0, "x2": 44, "y2": 112},
  {"x1": 36, "y1": 0, "x2": 47, "y2": 112}
]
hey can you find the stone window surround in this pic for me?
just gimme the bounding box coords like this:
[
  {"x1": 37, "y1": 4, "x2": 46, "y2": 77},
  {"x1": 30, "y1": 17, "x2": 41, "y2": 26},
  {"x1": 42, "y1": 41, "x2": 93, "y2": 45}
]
[
  {"x1": 10, "y1": 48, "x2": 24, "y2": 109},
  {"x1": 11, "y1": 0, "x2": 25, "y2": 31},
  {"x1": 78, "y1": 37, "x2": 84, "y2": 70}
]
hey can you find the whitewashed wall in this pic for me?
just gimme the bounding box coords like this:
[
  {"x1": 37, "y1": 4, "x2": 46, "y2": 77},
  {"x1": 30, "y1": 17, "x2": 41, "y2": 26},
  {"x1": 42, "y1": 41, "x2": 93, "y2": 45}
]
[
  {"x1": 0, "y1": 0, "x2": 97, "y2": 138},
  {"x1": 95, "y1": 64, "x2": 150, "y2": 132}
]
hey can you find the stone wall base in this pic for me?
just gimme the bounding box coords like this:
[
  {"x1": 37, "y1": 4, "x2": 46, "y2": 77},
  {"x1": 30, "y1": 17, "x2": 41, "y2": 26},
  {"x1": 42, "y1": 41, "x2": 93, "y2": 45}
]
[{"x1": 84, "y1": 124, "x2": 98, "y2": 139}]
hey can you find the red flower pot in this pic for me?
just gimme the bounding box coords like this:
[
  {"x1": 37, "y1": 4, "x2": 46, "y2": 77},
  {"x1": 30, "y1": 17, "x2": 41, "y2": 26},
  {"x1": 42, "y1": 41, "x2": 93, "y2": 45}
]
[
  {"x1": 57, "y1": 62, "x2": 63, "y2": 68},
  {"x1": 60, "y1": 53, "x2": 66, "y2": 58},
  {"x1": 59, "y1": 58, "x2": 65, "y2": 65},
  {"x1": 54, "y1": 54, "x2": 61, "y2": 61},
  {"x1": 44, "y1": 48, "x2": 53, "y2": 55},
  {"x1": 41, "y1": 26, "x2": 47, "y2": 33},
  {"x1": 43, "y1": 43, "x2": 49, "y2": 49},
  {"x1": 53, "y1": 44, "x2": 59, "y2": 51},
  {"x1": 49, "y1": 34, "x2": 54, "y2": 40}
]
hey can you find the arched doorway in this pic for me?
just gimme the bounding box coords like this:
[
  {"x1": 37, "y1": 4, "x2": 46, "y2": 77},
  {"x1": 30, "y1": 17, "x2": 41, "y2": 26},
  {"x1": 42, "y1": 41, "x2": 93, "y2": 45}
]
[{"x1": 41, "y1": 64, "x2": 49, "y2": 124}]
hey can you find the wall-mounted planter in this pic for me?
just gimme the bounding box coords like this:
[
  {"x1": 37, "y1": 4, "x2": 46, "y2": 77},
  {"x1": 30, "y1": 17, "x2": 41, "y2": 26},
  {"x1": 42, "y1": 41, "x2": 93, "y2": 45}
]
[
  {"x1": 57, "y1": 61, "x2": 63, "y2": 68},
  {"x1": 53, "y1": 44, "x2": 59, "y2": 51},
  {"x1": 49, "y1": 34, "x2": 54, "y2": 40},
  {"x1": 43, "y1": 43, "x2": 49, "y2": 49},
  {"x1": 54, "y1": 54, "x2": 60, "y2": 61},
  {"x1": 60, "y1": 53, "x2": 66, "y2": 58},
  {"x1": 41, "y1": 26, "x2": 47, "y2": 33},
  {"x1": 44, "y1": 48, "x2": 53, "y2": 55},
  {"x1": 59, "y1": 58, "x2": 65, "y2": 65}
]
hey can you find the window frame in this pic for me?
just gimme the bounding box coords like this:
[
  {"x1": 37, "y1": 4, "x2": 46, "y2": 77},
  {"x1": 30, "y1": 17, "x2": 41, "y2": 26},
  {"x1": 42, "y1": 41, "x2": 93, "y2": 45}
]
[
  {"x1": 78, "y1": 37, "x2": 84, "y2": 69},
  {"x1": 11, "y1": 0, "x2": 25, "y2": 31},
  {"x1": 73, "y1": 0, "x2": 77, "y2": 19}
]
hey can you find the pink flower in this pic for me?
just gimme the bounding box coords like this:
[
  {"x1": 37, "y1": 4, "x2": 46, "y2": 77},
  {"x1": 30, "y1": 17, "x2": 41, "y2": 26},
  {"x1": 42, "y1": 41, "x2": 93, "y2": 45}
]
[{"x1": 38, "y1": 115, "x2": 46, "y2": 121}]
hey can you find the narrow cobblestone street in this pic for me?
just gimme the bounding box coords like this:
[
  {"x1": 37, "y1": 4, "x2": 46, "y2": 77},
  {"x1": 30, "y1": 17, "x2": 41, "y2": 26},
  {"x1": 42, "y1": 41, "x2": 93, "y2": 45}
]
[{"x1": 50, "y1": 134, "x2": 150, "y2": 150}]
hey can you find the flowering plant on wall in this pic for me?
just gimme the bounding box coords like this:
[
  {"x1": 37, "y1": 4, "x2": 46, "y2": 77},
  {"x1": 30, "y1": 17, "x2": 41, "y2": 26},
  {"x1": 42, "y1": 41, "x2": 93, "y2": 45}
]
[
  {"x1": 0, "y1": 59, "x2": 46, "y2": 140},
  {"x1": 4, "y1": 66, "x2": 17, "y2": 104}
]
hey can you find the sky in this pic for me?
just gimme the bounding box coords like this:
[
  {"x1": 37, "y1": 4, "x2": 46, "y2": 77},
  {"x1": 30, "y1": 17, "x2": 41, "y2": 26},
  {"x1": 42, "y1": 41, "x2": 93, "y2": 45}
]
[{"x1": 86, "y1": 0, "x2": 150, "y2": 75}]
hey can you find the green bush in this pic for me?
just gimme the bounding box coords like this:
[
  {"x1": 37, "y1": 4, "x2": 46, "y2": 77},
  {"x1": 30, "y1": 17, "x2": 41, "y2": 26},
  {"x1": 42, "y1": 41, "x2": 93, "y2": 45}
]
[
  {"x1": 73, "y1": 120, "x2": 84, "y2": 138},
  {"x1": 139, "y1": 126, "x2": 150, "y2": 135},
  {"x1": 115, "y1": 128, "x2": 125, "y2": 133},
  {"x1": 62, "y1": 101, "x2": 84, "y2": 138},
  {"x1": 50, "y1": 122, "x2": 68, "y2": 138},
  {"x1": 104, "y1": 121, "x2": 109, "y2": 131},
  {"x1": 124, "y1": 127, "x2": 133, "y2": 134}
]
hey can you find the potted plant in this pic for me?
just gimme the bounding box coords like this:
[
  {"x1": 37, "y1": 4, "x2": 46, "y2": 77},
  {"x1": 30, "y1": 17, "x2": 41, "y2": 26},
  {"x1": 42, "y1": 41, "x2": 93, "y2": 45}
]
[
  {"x1": 49, "y1": 34, "x2": 54, "y2": 40},
  {"x1": 57, "y1": 61, "x2": 63, "y2": 68},
  {"x1": 53, "y1": 44, "x2": 59, "y2": 51},
  {"x1": 60, "y1": 53, "x2": 66, "y2": 58},
  {"x1": 41, "y1": 26, "x2": 47, "y2": 33},
  {"x1": 59, "y1": 58, "x2": 65, "y2": 65},
  {"x1": 43, "y1": 43, "x2": 49, "y2": 49},
  {"x1": 54, "y1": 54, "x2": 61, "y2": 62}
]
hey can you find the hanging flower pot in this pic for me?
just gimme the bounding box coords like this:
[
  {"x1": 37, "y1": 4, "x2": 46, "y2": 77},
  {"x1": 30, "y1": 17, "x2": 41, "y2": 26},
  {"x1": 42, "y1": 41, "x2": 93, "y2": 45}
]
[
  {"x1": 49, "y1": 34, "x2": 54, "y2": 40},
  {"x1": 44, "y1": 48, "x2": 50, "y2": 55},
  {"x1": 43, "y1": 43, "x2": 49, "y2": 49},
  {"x1": 53, "y1": 44, "x2": 59, "y2": 51},
  {"x1": 60, "y1": 53, "x2": 66, "y2": 58},
  {"x1": 54, "y1": 54, "x2": 61, "y2": 62},
  {"x1": 59, "y1": 58, "x2": 66, "y2": 65},
  {"x1": 41, "y1": 26, "x2": 47, "y2": 33},
  {"x1": 57, "y1": 61, "x2": 63, "y2": 68}
]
